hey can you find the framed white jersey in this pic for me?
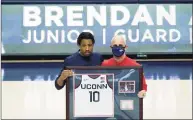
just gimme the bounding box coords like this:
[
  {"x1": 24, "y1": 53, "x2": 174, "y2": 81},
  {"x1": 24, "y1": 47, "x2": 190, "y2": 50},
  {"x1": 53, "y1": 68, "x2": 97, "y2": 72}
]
[
  {"x1": 73, "y1": 74, "x2": 114, "y2": 117},
  {"x1": 66, "y1": 66, "x2": 143, "y2": 120}
]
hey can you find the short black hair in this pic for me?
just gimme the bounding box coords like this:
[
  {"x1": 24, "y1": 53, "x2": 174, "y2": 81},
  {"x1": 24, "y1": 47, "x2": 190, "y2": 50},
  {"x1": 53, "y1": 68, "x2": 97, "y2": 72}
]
[{"x1": 77, "y1": 32, "x2": 95, "y2": 46}]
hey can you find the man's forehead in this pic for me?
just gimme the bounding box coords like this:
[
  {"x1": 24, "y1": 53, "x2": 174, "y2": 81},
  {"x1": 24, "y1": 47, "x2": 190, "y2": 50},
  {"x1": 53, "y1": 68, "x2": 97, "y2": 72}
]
[{"x1": 111, "y1": 37, "x2": 126, "y2": 45}]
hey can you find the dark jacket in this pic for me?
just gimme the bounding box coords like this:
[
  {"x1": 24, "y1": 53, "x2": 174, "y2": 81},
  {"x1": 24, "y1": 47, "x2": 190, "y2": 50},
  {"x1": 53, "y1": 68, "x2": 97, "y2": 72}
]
[{"x1": 55, "y1": 51, "x2": 103, "y2": 90}]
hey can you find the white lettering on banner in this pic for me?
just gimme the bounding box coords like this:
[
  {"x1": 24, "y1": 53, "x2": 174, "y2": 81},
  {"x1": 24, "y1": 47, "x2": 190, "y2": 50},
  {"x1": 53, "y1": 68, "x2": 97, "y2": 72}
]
[
  {"x1": 131, "y1": 5, "x2": 154, "y2": 26},
  {"x1": 21, "y1": 5, "x2": 192, "y2": 45},
  {"x1": 23, "y1": 6, "x2": 41, "y2": 26},
  {"x1": 67, "y1": 30, "x2": 79, "y2": 43},
  {"x1": 156, "y1": 29, "x2": 167, "y2": 42},
  {"x1": 22, "y1": 28, "x2": 183, "y2": 44},
  {"x1": 189, "y1": 16, "x2": 192, "y2": 25},
  {"x1": 114, "y1": 29, "x2": 181, "y2": 43},
  {"x1": 111, "y1": 6, "x2": 130, "y2": 26},
  {"x1": 141, "y1": 29, "x2": 154, "y2": 42},
  {"x1": 22, "y1": 30, "x2": 94, "y2": 43},
  {"x1": 190, "y1": 28, "x2": 192, "y2": 44},
  {"x1": 47, "y1": 30, "x2": 59, "y2": 43},
  {"x1": 169, "y1": 29, "x2": 180, "y2": 42},
  {"x1": 61, "y1": 30, "x2": 65, "y2": 43},
  {"x1": 67, "y1": 6, "x2": 84, "y2": 26},
  {"x1": 115, "y1": 29, "x2": 142, "y2": 43},
  {"x1": 23, "y1": 5, "x2": 177, "y2": 27},
  {"x1": 87, "y1": 6, "x2": 107, "y2": 26},
  {"x1": 45, "y1": 6, "x2": 63, "y2": 26},
  {"x1": 34, "y1": 30, "x2": 45, "y2": 43},
  {"x1": 127, "y1": 29, "x2": 139, "y2": 42},
  {"x1": 157, "y1": 5, "x2": 176, "y2": 25},
  {"x1": 23, "y1": 30, "x2": 44, "y2": 43},
  {"x1": 103, "y1": 28, "x2": 106, "y2": 44}
]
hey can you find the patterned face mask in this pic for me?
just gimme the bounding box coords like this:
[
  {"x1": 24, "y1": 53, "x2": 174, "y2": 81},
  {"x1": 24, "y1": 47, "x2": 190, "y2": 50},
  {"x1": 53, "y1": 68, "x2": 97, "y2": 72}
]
[{"x1": 111, "y1": 46, "x2": 125, "y2": 57}]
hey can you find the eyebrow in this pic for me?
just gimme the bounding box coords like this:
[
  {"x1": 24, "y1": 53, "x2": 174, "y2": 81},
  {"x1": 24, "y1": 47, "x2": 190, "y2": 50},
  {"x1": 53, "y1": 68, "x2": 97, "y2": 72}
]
[{"x1": 112, "y1": 44, "x2": 125, "y2": 46}]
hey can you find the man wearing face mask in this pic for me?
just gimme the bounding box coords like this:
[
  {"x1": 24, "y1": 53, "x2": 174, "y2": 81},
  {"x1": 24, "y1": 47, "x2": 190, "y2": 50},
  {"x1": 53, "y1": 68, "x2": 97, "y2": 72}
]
[{"x1": 101, "y1": 35, "x2": 147, "y2": 98}]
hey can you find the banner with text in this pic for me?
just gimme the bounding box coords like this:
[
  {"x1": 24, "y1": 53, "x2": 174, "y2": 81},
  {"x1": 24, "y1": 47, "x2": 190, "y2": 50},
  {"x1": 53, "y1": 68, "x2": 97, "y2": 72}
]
[{"x1": 1, "y1": 4, "x2": 192, "y2": 55}]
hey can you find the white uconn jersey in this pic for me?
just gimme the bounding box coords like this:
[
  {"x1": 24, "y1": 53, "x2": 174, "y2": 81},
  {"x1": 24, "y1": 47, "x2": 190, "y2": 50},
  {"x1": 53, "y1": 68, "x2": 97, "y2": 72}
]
[{"x1": 74, "y1": 74, "x2": 114, "y2": 117}]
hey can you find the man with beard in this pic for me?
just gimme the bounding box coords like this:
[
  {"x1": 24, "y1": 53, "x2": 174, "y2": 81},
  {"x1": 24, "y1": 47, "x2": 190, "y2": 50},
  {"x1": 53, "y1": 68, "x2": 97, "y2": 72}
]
[{"x1": 55, "y1": 32, "x2": 103, "y2": 90}]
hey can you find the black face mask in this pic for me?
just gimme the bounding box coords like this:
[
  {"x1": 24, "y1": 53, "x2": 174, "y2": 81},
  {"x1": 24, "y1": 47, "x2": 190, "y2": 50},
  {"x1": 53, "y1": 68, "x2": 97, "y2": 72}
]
[{"x1": 112, "y1": 46, "x2": 125, "y2": 57}]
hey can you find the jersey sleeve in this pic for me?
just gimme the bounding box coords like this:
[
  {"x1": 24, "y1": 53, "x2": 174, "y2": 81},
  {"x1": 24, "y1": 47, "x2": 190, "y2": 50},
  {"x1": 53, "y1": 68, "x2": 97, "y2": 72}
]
[{"x1": 54, "y1": 58, "x2": 69, "y2": 90}]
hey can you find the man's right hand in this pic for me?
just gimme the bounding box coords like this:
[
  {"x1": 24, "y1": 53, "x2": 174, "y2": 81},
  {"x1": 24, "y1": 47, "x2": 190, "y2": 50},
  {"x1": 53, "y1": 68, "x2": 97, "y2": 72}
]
[
  {"x1": 57, "y1": 70, "x2": 73, "y2": 86},
  {"x1": 60, "y1": 70, "x2": 73, "y2": 80}
]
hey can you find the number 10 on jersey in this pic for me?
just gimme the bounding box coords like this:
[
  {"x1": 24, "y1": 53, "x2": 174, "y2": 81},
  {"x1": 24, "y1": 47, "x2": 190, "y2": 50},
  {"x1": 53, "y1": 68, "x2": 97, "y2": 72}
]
[
  {"x1": 89, "y1": 91, "x2": 100, "y2": 102},
  {"x1": 73, "y1": 74, "x2": 114, "y2": 117}
]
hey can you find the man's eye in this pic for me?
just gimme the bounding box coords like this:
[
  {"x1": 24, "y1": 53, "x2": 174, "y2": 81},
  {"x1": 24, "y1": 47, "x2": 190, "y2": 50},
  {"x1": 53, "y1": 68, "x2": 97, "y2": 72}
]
[
  {"x1": 119, "y1": 45, "x2": 124, "y2": 48},
  {"x1": 113, "y1": 45, "x2": 124, "y2": 48},
  {"x1": 113, "y1": 45, "x2": 118, "y2": 47}
]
